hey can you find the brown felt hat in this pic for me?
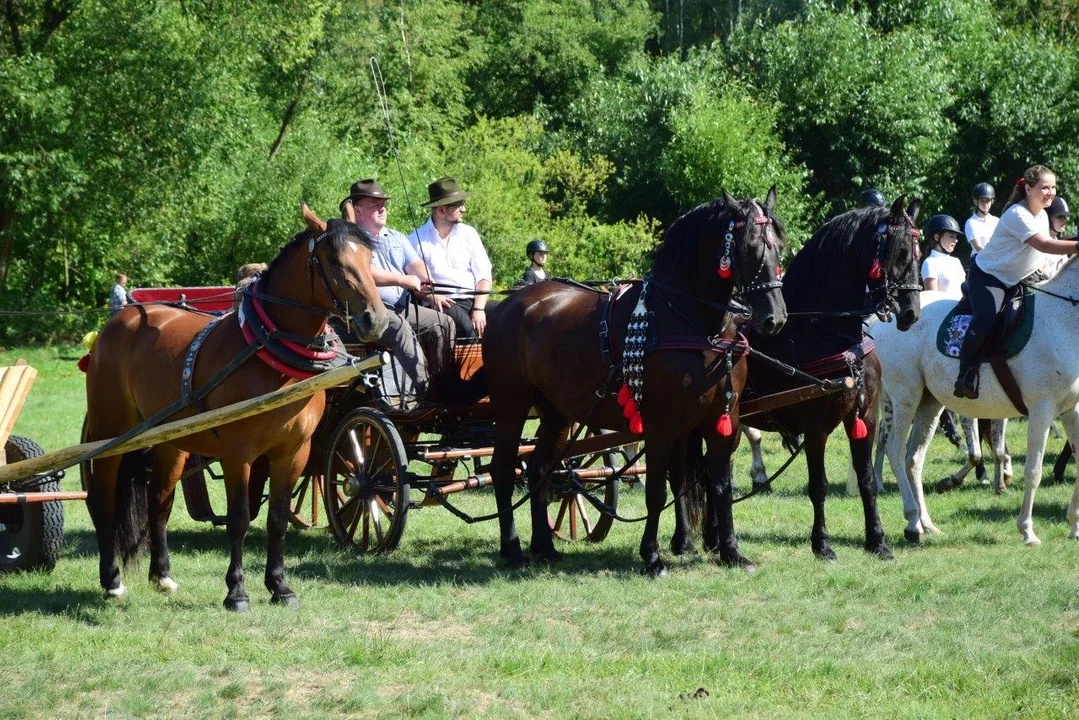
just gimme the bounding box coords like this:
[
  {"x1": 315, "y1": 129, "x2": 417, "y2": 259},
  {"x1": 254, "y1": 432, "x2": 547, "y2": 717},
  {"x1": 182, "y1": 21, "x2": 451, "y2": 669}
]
[
  {"x1": 345, "y1": 178, "x2": 390, "y2": 203},
  {"x1": 421, "y1": 176, "x2": 471, "y2": 208}
]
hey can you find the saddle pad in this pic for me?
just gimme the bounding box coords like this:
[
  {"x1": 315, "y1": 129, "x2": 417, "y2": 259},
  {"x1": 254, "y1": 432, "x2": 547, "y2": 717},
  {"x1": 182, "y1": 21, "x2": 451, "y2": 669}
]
[{"x1": 936, "y1": 293, "x2": 1035, "y2": 360}]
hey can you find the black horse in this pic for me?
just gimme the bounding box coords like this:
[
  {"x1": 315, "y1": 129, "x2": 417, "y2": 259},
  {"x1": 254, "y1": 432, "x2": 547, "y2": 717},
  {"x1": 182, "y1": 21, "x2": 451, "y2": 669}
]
[{"x1": 680, "y1": 196, "x2": 922, "y2": 563}]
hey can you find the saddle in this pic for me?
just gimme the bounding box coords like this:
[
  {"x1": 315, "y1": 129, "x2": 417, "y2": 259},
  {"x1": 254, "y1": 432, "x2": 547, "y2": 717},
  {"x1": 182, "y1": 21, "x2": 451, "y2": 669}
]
[{"x1": 936, "y1": 284, "x2": 1034, "y2": 361}]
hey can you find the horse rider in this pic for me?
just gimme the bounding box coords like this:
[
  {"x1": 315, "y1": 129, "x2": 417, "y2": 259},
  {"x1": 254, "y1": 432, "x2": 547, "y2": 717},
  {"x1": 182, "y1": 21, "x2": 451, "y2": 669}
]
[
  {"x1": 515, "y1": 239, "x2": 549, "y2": 287},
  {"x1": 920, "y1": 215, "x2": 966, "y2": 297},
  {"x1": 342, "y1": 178, "x2": 455, "y2": 398},
  {"x1": 965, "y1": 182, "x2": 999, "y2": 257},
  {"x1": 860, "y1": 188, "x2": 886, "y2": 207},
  {"x1": 408, "y1": 177, "x2": 496, "y2": 338},
  {"x1": 954, "y1": 165, "x2": 1078, "y2": 399}
]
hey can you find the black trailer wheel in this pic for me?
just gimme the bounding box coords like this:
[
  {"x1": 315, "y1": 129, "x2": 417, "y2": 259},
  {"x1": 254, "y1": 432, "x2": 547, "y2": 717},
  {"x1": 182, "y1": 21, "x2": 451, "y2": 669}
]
[
  {"x1": 322, "y1": 409, "x2": 409, "y2": 553},
  {"x1": 549, "y1": 429, "x2": 622, "y2": 543},
  {"x1": 1, "y1": 435, "x2": 64, "y2": 573}
]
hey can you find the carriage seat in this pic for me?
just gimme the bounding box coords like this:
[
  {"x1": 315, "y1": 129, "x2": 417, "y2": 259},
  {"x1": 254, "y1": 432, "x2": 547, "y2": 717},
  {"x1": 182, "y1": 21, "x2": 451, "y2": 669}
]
[{"x1": 937, "y1": 284, "x2": 1034, "y2": 361}]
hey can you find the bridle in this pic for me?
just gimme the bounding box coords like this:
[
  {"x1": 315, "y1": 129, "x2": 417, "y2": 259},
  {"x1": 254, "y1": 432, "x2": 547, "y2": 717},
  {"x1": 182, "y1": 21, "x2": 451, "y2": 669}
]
[
  {"x1": 724, "y1": 200, "x2": 784, "y2": 304},
  {"x1": 867, "y1": 210, "x2": 922, "y2": 316}
]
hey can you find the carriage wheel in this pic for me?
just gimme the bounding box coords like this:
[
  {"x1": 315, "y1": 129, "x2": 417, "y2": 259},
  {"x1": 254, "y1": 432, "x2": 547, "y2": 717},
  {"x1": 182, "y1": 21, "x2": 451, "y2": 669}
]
[
  {"x1": 322, "y1": 409, "x2": 409, "y2": 553},
  {"x1": 288, "y1": 473, "x2": 323, "y2": 530},
  {"x1": 548, "y1": 430, "x2": 621, "y2": 543},
  {"x1": 1, "y1": 436, "x2": 64, "y2": 574}
]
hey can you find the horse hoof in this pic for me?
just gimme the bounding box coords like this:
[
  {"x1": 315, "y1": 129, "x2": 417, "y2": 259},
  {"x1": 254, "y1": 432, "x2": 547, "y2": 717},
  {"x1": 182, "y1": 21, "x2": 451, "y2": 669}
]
[
  {"x1": 530, "y1": 547, "x2": 563, "y2": 564},
  {"x1": 271, "y1": 592, "x2": 300, "y2": 608},
  {"x1": 904, "y1": 529, "x2": 923, "y2": 545},
  {"x1": 870, "y1": 543, "x2": 894, "y2": 561},
  {"x1": 924, "y1": 524, "x2": 943, "y2": 536},
  {"x1": 104, "y1": 582, "x2": 127, "y2": 600},
  {"x1": 152, "y1": 576, "x2": 178, "y2": 594},
  {"x1": 670, "y1": 538, "x2": 696, "y2": 556},
  {"x1": 223, "y1": 596, "x2": 251, "y2": 613},
  {"x1": 722, "y1": 553, "x2": 757, "y2": 572},
  {"x1": 641, "y1": 560, "x2": 668, "y2": 578},
  {"x1": 936, "y1": 477, "x2": 962, "y2": 493},
  {"x1": 814, "y1": 546, "x2": 838, "y2": 562}
]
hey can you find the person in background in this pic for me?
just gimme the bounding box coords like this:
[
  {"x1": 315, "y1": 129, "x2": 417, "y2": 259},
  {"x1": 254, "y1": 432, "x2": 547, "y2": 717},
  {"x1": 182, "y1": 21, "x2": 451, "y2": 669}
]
[
  {"x1": 860, "y1": 189, "x2": 886, "y2": 207},
  {"x1": 517, "y1": 239, "x2": 549, "y2": 287},
  {"x1": 109, "y1": 273, "x2": 132, "y2": 314},
  {"x1": 954, "y1": 165, "x2": 1077, "y2": 399},
  {"x1": 409, "y1": 177, "x2": 495, "y2": 338},
  {"x1": 1047, "y1": 196, "x2": 1073, "y2": 240},
  {"x1": 920, "y1": 215, "x2": 966, "y2": 297},
  {"x1": 965, "y1": 182, "x2": 999, "y2": 257}
]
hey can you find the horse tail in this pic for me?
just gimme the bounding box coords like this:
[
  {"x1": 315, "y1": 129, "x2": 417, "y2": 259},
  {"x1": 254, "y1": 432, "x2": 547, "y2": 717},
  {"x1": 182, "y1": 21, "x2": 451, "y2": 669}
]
[
  {"x1": 681, "y1": 429, "x2": 707, "y2": 534},
  {"x1": 114, "y1": 449, "x2": 151, "y2": 567}
]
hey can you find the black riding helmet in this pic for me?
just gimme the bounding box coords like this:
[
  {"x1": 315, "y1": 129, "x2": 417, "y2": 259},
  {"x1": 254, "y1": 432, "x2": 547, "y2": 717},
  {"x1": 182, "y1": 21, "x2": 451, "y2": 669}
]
[
  {"x1": 924, "y1": 214, "x2": 964, "y2": 242},
  {"x1": 972, "y1": 182, "x2": 995, "y2": 200},
  {"x1": 526, "y1": 239, "x2": 549, "y2": 257},
  {"x1": 1048, "y1": 196, "x2": 1072, "y2": 218},
  {"x1": 860, "y1": 189, "x2": 886, "y2": 207}
]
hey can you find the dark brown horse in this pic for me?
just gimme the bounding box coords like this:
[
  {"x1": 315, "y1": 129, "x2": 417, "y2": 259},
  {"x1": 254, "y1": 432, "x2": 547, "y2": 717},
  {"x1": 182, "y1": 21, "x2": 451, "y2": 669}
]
[
  {"x1": 85, "y1": 206, "x2": 387, "y2": 610},
  {"x1": 482, "y1": 190, "x2": 788, "y2": 576},
  {"x1": 685, "y1": 197, "x2": 922, "y2": 561}
]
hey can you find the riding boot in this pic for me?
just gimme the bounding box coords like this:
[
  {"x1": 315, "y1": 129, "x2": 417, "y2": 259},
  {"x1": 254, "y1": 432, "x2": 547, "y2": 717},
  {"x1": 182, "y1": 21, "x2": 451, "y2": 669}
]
[{"x1": 954, "y1": 328, "x2": 982, "y2": 400}]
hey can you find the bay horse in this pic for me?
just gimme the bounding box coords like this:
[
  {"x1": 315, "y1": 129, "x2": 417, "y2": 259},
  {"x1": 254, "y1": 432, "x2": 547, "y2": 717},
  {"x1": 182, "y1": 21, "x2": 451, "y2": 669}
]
[
  {"x1": 84, "y1": 206, "x2": 388, "y2": 610},
  {"x1": 876, "y1": 255, "x2": 1079, "y2": 545},
  {"x1": 482, "y1": 190, "x2": 788, "y2": 576},
  {"x1": 691, "y1": 197, "x2": 923, "y2": 561}
]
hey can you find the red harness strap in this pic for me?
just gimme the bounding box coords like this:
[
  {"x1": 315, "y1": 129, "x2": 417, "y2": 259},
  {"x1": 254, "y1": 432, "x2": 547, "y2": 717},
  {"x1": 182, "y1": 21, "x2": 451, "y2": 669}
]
[
  {"x1": 797, "y1": 338, "x2": 875, "y2": 377},
  {"x1": 240, "y1": 289, "x2": 339, "y2": 380}
]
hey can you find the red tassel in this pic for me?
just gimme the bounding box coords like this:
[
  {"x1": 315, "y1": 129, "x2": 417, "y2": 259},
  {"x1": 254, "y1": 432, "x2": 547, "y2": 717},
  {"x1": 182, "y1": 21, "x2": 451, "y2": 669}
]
[
  {"x1": 629, "y1": 414, "x2": 644, "y2": 435},
  {"x1": 717, "y1": 259, "x2": 733, "y2": 279},
  {"x1": 716, "y1": 414, "x2": 733, "y2": 437},
  {"x1": 78, "y1": 354, "x2": 90, "y2": 373},
  {"x1": 622, "y1": 398, "x2": 638, "y2": 419},
  {"x1": 851, "y1": 416, "x2": 868, "y2": 440},
  {"x1": 617, "y1": 385, "x2": 631, "y2": 405},
  {"x1": 868, "y1": 259, "x2": 883, "y2": 280}
]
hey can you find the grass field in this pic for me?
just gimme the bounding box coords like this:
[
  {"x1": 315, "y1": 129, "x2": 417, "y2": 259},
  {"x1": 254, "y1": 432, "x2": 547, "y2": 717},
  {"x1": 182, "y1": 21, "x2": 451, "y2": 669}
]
[{"x1": 2, "y1": 346, "x2": 1079, "y2": 718}]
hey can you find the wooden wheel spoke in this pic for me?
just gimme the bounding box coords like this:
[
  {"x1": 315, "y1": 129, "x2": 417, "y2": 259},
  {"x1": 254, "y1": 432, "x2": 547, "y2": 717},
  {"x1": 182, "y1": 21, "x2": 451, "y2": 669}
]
[
  {"x1": 360, "y1": 509, "x2": 370, "y2": 550},
  {"x1": 342, "y1": 495, "x2": 363, "y2": 541},
  {"x1": 574, "y1": 494, "x2": 595, "y2": 535},
  {"x1": 347, "y1": 428, "x2": 365, "y2": 471},
  {"x1": 370, "y1": 500, "x2": 385, "y2": 543},
  {"x1": 374, "y1": 493, "x2": 395, "y2": 516}
]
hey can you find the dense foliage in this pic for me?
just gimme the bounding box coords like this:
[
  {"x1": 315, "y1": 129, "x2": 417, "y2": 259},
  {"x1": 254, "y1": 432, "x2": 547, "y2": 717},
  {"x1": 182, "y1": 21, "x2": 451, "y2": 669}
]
[{"x1": 2, "y1": 0, "x2": 1078, "y2": 341}]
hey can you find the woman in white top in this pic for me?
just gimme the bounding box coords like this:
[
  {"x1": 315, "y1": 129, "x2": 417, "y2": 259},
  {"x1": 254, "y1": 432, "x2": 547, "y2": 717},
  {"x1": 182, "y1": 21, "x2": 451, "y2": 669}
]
[
  {"x1": 920, "y1": 214, "x2": 967, "y2": 298},
  {"x1": 954, "y1": 165, "x2": 1078, "y2": 398},
  {"x1": 965, "y1": 182, "x2": 999, "y2": 255}
]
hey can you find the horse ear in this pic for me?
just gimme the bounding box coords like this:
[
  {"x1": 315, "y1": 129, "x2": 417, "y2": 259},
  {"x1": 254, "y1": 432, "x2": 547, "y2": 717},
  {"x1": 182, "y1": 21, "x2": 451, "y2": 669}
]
[
  {"x1": 888, "y1": 195, "x2": 907, "y2": 220},
  {"x1": 301, "y1": 202, "x2": 328, "y2": 233},
  {"x1": 765, "y1": 185, "x2": 778, "y2": 212},
  {"x1": 342, "y1": 199, "x2": 356, "y2": 224},
  {"x1": 906, "y1": 198, "x2": 922, "y2": 224},
  {"x1": 721, "y1": 189, "x2": 738, "y2": 208}
]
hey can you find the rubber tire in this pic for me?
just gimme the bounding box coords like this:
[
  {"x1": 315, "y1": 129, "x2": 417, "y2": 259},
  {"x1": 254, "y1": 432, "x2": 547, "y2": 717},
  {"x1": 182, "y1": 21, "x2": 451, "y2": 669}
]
[{"x1": 1, "y1": 435, "x2": 64, "y2": 573}]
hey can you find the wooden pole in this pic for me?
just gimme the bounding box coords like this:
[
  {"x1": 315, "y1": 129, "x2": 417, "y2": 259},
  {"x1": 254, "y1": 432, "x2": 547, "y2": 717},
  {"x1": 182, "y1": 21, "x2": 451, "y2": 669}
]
[
  {"x1": 0, "y1": 353, "x2": 387, "y2": 485},
  {"x1": 737, "y1": 377, "x2": 855, "y2": 419},
  {"x1": 0, "y1": 362, "x2": 37, "y2": 450}
]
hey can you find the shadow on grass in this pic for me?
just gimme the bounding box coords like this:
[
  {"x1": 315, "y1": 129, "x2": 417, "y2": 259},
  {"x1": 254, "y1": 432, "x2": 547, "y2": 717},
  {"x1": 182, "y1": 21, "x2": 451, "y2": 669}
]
[
  {"x1": 0, "y1": 585, "x2": 113, "y2": 622},
  {"x1": 948, "y1": 500, "x2": 1068, "y2": 524}
]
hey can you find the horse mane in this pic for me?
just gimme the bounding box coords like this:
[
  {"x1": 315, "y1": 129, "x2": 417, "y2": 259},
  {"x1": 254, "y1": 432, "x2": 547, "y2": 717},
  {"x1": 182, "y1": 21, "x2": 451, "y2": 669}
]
[
  {"x1": 781, "y1": 206, "x2": 887, "y2": 309},
  {"x1": 652, "y1": 197, "x2": 775, "y2": 281},
  {"x1": 1038, "y1": 252, "x2": 1079, "y2": 292},
  {"x1": 263, "y1": 218, "x2": 376, "y2": 279}
]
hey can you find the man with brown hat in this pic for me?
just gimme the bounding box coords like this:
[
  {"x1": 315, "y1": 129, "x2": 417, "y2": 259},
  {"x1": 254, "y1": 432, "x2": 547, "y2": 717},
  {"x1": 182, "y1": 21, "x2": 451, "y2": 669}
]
[
  {"x1": 342, "y1": 178, "x2": 454, "y2": 399},
  {"x1": 409, "y1": 177, "x2": 494, "y2": 337}
]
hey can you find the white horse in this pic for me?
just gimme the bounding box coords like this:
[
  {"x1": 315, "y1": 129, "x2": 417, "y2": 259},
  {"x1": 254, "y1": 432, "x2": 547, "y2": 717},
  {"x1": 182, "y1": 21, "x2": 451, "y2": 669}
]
[{"x1": 875, "y1": 275, "x2": 1079, "y2": 545}]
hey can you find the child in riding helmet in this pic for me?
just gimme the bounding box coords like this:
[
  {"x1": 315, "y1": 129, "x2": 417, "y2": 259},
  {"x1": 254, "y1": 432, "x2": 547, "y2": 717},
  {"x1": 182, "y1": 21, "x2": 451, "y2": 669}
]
[
  {"x1": 965, "y1": 182, "x2": 999, "y2": 256},
  {"x1": 860, "y1": 188, "x2": 886, "y2": 207},
  {"x1": 518, "y1": 239, "x2": 549, "y2": 286},
  {"x1": 920, "y1": 214, "x2": 966, "y2": 298},
  {"x1": 954, "y1": 165, "x2": 1078, "y2": 399}
]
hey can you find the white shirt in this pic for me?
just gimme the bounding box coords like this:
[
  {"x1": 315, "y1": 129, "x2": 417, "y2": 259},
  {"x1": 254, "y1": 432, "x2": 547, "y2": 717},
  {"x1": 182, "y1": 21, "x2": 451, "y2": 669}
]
[
  {"x1": 974, "y1": 203, "x2": 1050, "y2": 286},
  {"x1": 965, "y1": 212, "x2": 999, "y2": 253},
  {"x1": 409, "y1": 219, "x2": 492, "y2": 299},
  {"x1": 920, "y1": 249, "x2": 965, "y2": 298}
]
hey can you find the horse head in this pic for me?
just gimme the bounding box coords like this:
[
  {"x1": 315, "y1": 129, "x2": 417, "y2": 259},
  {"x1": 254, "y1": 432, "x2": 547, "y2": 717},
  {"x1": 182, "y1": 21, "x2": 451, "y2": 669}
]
[
  {"x1": 299, "y1": 204, "x2": 388, "y2": 341},
  {"x1": 867, "y1": 196, "x2": 922, "y2": 331},
  {"x1": 718, "y1": 186, "x2": 788, "y2": 335}
]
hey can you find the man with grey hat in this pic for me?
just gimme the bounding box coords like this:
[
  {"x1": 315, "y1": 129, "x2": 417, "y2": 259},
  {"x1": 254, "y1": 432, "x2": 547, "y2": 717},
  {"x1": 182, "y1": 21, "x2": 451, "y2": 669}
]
[
  {"x1": 342, "y1": 178, "x2": 454, "y2": 398},
  {"x1": 409, "y1": 177, "x2": 495, "y2": 337}
]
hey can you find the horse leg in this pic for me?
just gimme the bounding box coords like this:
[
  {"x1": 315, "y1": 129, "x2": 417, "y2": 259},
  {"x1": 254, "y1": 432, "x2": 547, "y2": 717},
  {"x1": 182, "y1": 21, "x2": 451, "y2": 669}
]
[
  {"x1": 527, "y1": 408, "x2": 570, "y2": 563},
  {"x1": 87, "y1": 454, "x2": 127, "y2": 598},
  {"x1": 906, "y1": 393, "x2": 944, "y2": 536},
  {"x1": 264, "y1": 448, "x2": 308, "y2": 607},
  {"x1": 1017, "y1": 405, "x2": 1055, "y2": 545},
  {"x1": 802, "y1": 431, "x2": 835, "y2": 560},
  {"x1": 885, "y1": 387, "x2": 928, "y2": 544},
  {"x1": 870, "y1": 393, "x2": 891, "y2": 494},
  {"x1": 639, "y1": 441, "x2": 672, "y2": 577},
  {"x1": 703, "y1": 429, "x2": 753, "y2": 569},
  {"x1": 938, "y1": 416, "x2": 979, "y2": 492},
  {"x1": 1058, "y1": 407, "x2": 1079, "y2": 537},
  {"x1": 491, "y1": 393, "x2": 533, "y2": 568},
  {"x1": 744, "y1": 426, "x2": 768, "y2": 490},
  {"x1": 1054, "y1": 439, "x2": 1073, "y2": 487},
  {"x1": 147, "y1": 445, "x2": 186, "y2": 593},
  {"x1": 669, "y1": 436, "x2": 696, "y2": 556},
  {"x1": 846, "y1": 413, "x2": 892, "y2": 560},
  {"x1": 220, "y1": 456, "x2": 253, "y2": 611},
  {"x1": 989, "y1": 419, "x2": 1011, "y2": 493}
]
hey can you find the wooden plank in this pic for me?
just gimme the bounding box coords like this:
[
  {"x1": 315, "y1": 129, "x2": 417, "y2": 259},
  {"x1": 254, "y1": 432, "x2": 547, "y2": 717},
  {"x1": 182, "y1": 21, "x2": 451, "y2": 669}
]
[
  {"x1": 737, "y1": 377, "x2": 855, "y2": 419},
  {"x1": 0, "y1": 352, "x2": 387, "y2": 485},
  {"x1": 0, "y1": 364, "x2": 38, "y2": 451}
]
